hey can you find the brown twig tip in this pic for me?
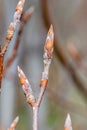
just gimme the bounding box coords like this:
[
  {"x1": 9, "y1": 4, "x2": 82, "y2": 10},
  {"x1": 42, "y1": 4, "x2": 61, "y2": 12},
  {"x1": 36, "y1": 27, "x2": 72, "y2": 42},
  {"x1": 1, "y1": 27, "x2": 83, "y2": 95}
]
[
  {"x1": 44, "y1": 24, "x2": 54, "y2": 54},
  {"x1": 22, "y1": 6, "x2": 34, "y2": 23},
  {"x1": 37, "y1": 26, "x2": 54, "y2": 106},
  {"x1": 40, "y1": 25, "x2": 54, "y2": 88},
  {"x1": 8, "y1": 116, "x2": 19, "y2": 130},
  {"x1": 17, "y1": 66, "x2": 35, "y2": 106},
  {"x1": 64, "y1": 114, "x2": 72, "y2": 130}
]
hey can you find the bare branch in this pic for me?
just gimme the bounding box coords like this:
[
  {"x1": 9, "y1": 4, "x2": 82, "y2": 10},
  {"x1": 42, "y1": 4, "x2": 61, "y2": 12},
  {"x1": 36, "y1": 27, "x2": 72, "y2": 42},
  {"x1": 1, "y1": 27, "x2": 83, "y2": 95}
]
[
  {"x1": 17, "y1": 66, "x2": 35, "y2": 106},
  {"x1": 0, "y1": 0, "x2": 25, "y2": 91},
  {"x1": 64, "y1": 114, "x2": 72, "y2": 130},
  {"x1": 37, "y1": 25, "x2": 54, "y2": 107},
  {"x1": 1, "y1": 0, "x2": 25, "y2": 54},
  {"x1": 4, "y1": 6, "x2": 34, "y2": 75},
  {"x1": 8, "y1": 116, "x2": 19, "y2": 130}
]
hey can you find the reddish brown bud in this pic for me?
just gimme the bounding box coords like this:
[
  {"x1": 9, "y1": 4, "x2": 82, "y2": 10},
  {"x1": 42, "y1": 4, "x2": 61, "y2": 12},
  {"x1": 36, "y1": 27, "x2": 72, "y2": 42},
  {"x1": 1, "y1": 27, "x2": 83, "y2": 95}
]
[{"x1": 45, "y1": 25, "x2": 54, "y2": 52}]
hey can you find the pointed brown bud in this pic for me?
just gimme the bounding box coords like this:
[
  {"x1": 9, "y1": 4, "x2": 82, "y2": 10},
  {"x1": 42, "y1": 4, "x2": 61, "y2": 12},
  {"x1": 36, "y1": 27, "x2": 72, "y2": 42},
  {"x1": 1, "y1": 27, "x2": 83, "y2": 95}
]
[
  {"x1": 17, "y1": 66, "x2": 35, "y2": 106},
  {"x1": 44, "y1": 25, "x2": 54, "y2": 52}
]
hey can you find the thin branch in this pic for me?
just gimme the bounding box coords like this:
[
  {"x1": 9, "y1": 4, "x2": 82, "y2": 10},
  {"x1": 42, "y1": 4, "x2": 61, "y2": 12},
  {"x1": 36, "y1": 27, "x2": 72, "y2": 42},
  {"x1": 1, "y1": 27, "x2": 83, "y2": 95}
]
[
  {"x1": 8, "y1": 116, "x2": 19, "y2": 130},
  {"x1": 33, "y1": 106, "x2": 39, "y2": 130},
  {"x1": 4, "y1": 6, "x2": 34, "y2": 75},
  {"x1": 37, "y1": 25, "x2": 54, "y2": 107},
  {"x1": 0, "y1": 0, "x2": 25, "y2": 91},
  {"x1": 64, "y1": 114, "x2": 72, "y2": 130},
  {"x1": 1, "y1": 0, "x2": 25, "y2": 54},
  {"x1": 41, "y1": 0, "x2": 87, "y2": 101}
]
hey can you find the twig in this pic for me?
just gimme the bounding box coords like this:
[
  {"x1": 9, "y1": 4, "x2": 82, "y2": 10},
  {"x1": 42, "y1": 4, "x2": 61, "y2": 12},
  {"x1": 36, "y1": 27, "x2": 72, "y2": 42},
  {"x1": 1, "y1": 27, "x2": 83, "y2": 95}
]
[
  {"x1": 18, "y1": 25, "x2": 54, "y2": 130},
  {"x1": 4, "y1": 6, "x2": 34, "y2": 75},
  {"x1": 1, "y1": 0, "x2": 25, "y2": 54},
  {"x1": 0, "y1": 0, "x2": 25, "y2": 91},
  {"x1": 37, "y1": 25, "x2": 54, "y2": 107},
  {"x1": 41, "y1": 0, "x2": 87, "y2": 101},
  {"x1": 64, "y1": 114, "x2": 72, "y2": 130},
  {"x1": 17, "y1": 66, "x2": 35, "y2": 106},
  {"x1": 8, "y1": 116, "x2": 19, "y2": 130}
]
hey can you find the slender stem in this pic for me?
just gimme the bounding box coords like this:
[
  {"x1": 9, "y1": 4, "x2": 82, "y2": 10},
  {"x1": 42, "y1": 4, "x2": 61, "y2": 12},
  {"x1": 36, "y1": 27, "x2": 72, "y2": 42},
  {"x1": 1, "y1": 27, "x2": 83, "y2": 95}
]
[
  {"x1": 33, "y1": 106, "x2": 39, "y2": 130},
  {"x1": 37, "y1": 87, "x2": 45, "y2": 107}
]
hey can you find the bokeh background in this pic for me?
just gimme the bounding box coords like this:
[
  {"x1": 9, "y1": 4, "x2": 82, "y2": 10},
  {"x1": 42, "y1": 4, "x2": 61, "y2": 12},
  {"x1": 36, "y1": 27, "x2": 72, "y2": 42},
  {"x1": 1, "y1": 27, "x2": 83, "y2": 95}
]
[{"x1": 1, "y1": 0, "x2": 87, "y2": 130}]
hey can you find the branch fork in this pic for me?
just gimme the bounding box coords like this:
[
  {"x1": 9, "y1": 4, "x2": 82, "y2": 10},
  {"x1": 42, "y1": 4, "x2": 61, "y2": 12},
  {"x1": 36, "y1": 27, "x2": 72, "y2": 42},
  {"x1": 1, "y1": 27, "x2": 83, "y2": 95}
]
[{"x1": 18, "y1": 25, "x2": 54, "y2": 130}]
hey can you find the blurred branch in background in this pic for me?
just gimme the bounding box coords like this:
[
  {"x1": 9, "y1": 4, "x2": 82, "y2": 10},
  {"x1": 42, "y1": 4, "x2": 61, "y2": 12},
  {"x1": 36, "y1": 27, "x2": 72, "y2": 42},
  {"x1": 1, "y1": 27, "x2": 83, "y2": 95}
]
[
  {"x1": 47, "y1": 88, "x2": 87, "y2": 117},
  {"x1": 67, "y1": 42, "x2": 87, "y2": 74}
]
